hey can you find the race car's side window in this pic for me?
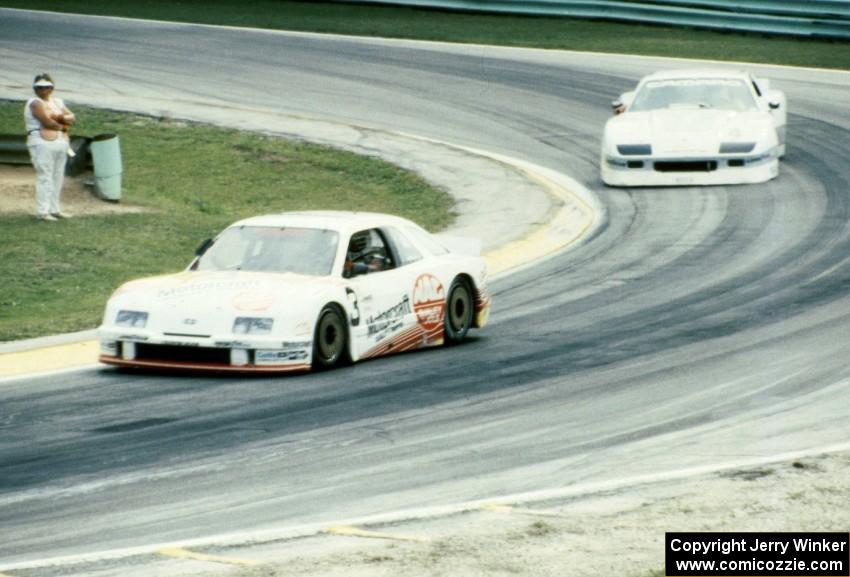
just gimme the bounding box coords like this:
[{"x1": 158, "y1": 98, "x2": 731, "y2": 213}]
[
  {"x1": 344, "y1": 228, "x2": 396, "y2": 276},
  {"x1": 385, "y1": 226, "x2": 423, "y2": 267}
]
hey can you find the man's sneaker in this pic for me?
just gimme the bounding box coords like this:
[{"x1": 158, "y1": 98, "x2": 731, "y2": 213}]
[
  {"x1": 51, "y1": 212, "x2": 73, "y2": 219},
  {"x1": 38, "y1": 214, "x2": 58, "y2": 222}
]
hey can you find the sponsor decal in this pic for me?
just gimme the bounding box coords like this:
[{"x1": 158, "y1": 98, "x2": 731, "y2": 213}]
[
  {"x1": 255, "y1": 349, "x2": 309, "y2": 365},
  {"x1": 214, "y1": 341, "x2": 254, "y2": 348},
  {"x1": 413, "y1": 274, "x2": 445, "y2": 332},
  {"x1": 232, "y1": 291, "x2": 277, "y2": 312},
  {"x1": 366, "y1": 295, "x2": 412, "y2": 340},
  {"x1": 368, "y1": 319, "x2": 404, "y2": 343},
  {"x1": 158, "y1": 279, "x2": 261, "y2": 299},
  {"x1": 214, "y1": 340, "x2": 312, "y2": 349},
  {"x1": 359, "y1": 277, "x2": 451, "y2": 360}
]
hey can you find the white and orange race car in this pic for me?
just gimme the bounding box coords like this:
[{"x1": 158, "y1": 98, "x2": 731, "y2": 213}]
[{"x1": 98, "y1": 211, "x2": 490, "y2": 372}]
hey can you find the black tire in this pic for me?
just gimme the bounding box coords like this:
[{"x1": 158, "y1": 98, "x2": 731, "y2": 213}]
[
  {"x1": 445, "y1": 277, "x2": 474, "y2": 345},
  {"x1": 313, "y1": 305, "x2": 348, "y2": 369}
]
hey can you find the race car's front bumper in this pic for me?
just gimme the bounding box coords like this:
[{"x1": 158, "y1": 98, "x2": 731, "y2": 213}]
[
  {"x1": 98, "y1": 328, "x2": 313, "y2": 372},
  {"x1": 601, "y1": 148, "x2": 780, "y2": 187}
]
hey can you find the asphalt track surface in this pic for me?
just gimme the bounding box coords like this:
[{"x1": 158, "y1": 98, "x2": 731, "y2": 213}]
[{"x1": 2, "y1": 10, "x2": 850, "y2": 572}]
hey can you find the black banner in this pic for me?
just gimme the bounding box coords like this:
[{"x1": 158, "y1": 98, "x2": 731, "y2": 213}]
[{"x1": 666, "y1": 532, "x2": 849, "y2": 576}]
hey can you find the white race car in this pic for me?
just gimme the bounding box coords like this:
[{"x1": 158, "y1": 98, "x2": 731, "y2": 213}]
[
  {"x1": 98, "y1": 211, "x2": 491, "y2": 373},
  {"x1": 601, "y1": 69, "x2": 786, "y2": 187}
]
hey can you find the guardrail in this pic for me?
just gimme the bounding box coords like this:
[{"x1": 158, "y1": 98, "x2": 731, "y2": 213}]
[
  {"x1": 0, "y1": 134, "x2": 31, "y2": 165},
  {"x1": 0, "y1": 134, "x2": 91, "y2": 176},
  {"x1": 338, "y1": 0, "x2": 850, "y2": 38}
]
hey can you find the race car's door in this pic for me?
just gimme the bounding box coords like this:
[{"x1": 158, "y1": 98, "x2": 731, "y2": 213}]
[{"x1": 344, "y1": 228, "x2": 419, "y2": 360}]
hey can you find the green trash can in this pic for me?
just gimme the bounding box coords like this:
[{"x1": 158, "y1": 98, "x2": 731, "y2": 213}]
[{"x1": 90, "y1": 133, "x2": 122, "y2": 201}]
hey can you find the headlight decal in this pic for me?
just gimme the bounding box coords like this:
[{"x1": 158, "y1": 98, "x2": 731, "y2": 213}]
[
  {"x1": 116, "y1": 310, "x2": 148, "y2": 328},
  {"x1": 720, "y1": 142, "x2": 757, "y2": 154},
  {"x1": 616, "y1": 144, "x2": 652, "y2": 156},
  {"x1": 233, "y1": 317, "x2": 274, "y2": 335}
]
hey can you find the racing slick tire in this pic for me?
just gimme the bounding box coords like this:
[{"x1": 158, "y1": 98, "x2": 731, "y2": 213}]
[
  {"x1": 313, "y1": 304, "x2": 348, "y2": 369},
  {"x1": 445, "y1": 277, "x2": 473, "y2": 345}
]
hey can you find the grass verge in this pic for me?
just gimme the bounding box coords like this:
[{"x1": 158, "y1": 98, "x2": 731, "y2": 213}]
[
  {"x1": 1, "y1": 0, "x2": 849, "y2": 70},
  {"x1": 0, "y1": 102, "x2": 454, "y2": 341}
]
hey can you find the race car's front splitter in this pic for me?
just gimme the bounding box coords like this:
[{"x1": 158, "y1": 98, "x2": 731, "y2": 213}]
[
  {"x1": 99, "y1": 355, "x2": 311, "y2": 373},
  {"x1": 601, "y1": 150, "x2": 779, "y2": 187}
]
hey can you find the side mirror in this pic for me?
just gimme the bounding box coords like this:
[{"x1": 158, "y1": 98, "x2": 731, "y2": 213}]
[
  {"x1": 612, "y1": 91, "x2": 634, "y2": 115},
  {"x1": 769, "y1": 101, "x2": 781, "y2": 110},
  {"x1": 195, "y1": 238, "x2": 214, "y2": 256}
]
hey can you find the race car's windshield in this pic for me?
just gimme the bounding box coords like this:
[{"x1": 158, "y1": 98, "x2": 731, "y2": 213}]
[
  {"x1": 629, "y1": 78, "x2": 757, "y2": 112},
  {"x1": 195, "y1": 226, "x2": 339, "y2": 276}
]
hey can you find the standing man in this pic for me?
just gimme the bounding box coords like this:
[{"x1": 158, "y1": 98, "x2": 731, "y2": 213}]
[{"x1": 24, "y1": 73, "x2": 75, "y2": 221}]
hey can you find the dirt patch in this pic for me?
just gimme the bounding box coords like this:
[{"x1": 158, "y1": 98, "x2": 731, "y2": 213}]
[
  {"x1": 0, "y1": 164, "x2": 148, "y2": 216},
  {"x1": 211, "y1": 452, "x2": 850, "y2": 577}
]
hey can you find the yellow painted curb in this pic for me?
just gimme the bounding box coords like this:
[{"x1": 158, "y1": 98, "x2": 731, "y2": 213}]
[
  {"x1": 0, "y1": 340, "x2": 99, "y2": 378},
  {"x1": 158, "y1": 547, "x2": 261, "y2": 566},
  {"x1": 484, "y1": 165, "x2": 594, "y2": 276},
  {"x1": 480, "y1": 503, "x2": 515, "y2": 513},
  {"x1": 325, "y1": 524, "x2": 430, "y2": 542}
]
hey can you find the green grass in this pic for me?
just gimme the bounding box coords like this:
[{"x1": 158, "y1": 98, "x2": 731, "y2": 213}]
[
  {"x1": 0, "y1": 102, "x2": 454, "y2": 341},
  {"x1": 2, "y1": 0, "x2": 849, "y2": 69}
]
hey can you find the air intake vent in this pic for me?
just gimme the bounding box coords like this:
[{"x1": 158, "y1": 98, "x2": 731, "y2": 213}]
[
  {"x1": 655, "y1": 161, "x2": 718, "y2": 172},
  {"x1": 135, "y1": 343, "x2": 231, "y2": 365}
]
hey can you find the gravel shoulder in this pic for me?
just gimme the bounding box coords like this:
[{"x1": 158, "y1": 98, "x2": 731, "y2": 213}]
[
  {"x1": 244, "y1": 453, "x2": 850, "y2": 577},
  {"x1": 113, "y1": 451, "x2": 849, "y2": 577}
]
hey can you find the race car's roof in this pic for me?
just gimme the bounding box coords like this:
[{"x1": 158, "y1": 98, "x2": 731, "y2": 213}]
[
  {"x1": 226, "y1": 211, "x2": 419, "y2": 236},
  {"x1": 640, "y1": 68, "x2": 752, "y2": 83}
]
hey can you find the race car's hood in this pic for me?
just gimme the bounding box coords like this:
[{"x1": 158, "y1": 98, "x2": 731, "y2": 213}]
[
  {"x1": 606, "y1": 108, "x2": 772, "y2": 156},
  {"x1": 107, "y1": 271, "x2": 335, "y2": 334}
]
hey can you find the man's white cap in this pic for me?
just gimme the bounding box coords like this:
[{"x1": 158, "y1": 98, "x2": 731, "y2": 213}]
[{"x1": 33, "y1": 78, "x2": 54, "y2": 88}]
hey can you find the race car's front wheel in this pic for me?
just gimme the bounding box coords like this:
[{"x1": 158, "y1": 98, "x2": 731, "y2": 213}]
[
  {"x1": 313, "y1": 305, "x2": 347, "y2": 369},
  {"x1": 445, "y1": 277, "x2": 473, "y2": 345}
]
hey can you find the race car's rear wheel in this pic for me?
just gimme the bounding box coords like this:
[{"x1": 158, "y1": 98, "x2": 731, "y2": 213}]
[
  {"x1": 313, "y1": 305, "x2": 347, "y2": 369},
  {"x1": 445, "y1": 277, "x2": 473, "y2": 345}
]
